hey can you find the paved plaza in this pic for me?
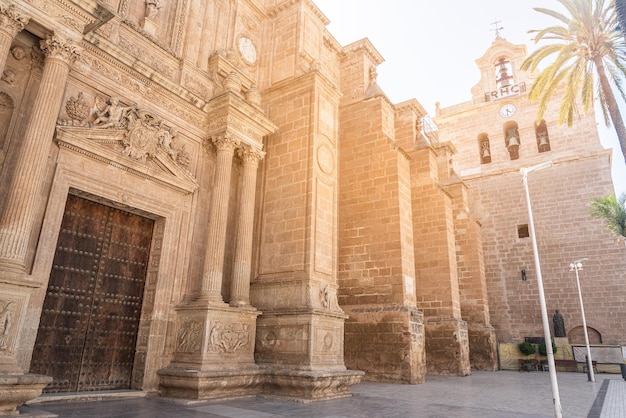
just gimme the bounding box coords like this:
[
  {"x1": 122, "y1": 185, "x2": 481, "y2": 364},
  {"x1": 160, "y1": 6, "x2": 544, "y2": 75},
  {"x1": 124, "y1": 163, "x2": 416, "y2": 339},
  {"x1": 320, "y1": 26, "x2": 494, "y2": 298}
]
[{"x1": 20, "y1": 371, "x2": 626, "y2": 417}]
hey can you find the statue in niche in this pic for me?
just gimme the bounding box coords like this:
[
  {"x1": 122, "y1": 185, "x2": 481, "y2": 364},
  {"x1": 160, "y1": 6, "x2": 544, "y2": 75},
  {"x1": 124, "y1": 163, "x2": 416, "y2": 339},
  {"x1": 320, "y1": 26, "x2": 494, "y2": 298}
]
[
  {"x1": 145, "y1": 0, "x2": 162, "y2": 19},
  {"x1": 0, "y1": 301, "x2": 16, "y2": 351},
  {"x1": 553, "y1": 309, "x2": 566, "y2": 338},
  {"x1": 92, "y1": 96, "x2": 135, "y2": 129}
]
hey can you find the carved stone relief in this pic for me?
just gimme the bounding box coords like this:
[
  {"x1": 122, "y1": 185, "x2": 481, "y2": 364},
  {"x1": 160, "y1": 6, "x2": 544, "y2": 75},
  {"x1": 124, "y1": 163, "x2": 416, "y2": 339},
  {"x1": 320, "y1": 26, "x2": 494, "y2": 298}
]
[
  {"x1": 0, "y1": 299, "x2": 17, "y2": 352},
  {"x1": 176, "y1": 320, "x2": 202, "y2": 353},
  {"x1": 57, "y1": 93, "x2": 191, "y2": 170},
  {"x1": 207, "y1": 321, "x2": 250, "y2": 354},
  {"x1": 318, "y1": 283, "x2": 339, "y2": 311},
  {"x1": 0, "y1": 3, "x2": 30, "y2": 37}
]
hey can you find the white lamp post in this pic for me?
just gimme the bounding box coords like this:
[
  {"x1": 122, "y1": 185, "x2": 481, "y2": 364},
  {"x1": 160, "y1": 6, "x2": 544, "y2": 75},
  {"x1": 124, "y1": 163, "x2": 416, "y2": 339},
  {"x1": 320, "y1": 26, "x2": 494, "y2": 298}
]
[
  {"x1": 570, "y1": 258, "x2": 595, "y2": 382},
  {"x1": 521, "y1": 161, "x2": 562, "y2": 418}
]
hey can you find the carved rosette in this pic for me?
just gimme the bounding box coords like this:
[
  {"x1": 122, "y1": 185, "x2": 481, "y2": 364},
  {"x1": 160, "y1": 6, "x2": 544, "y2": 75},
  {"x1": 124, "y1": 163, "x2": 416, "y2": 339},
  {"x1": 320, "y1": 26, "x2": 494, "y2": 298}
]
[
  {"x1": 40, "y1": 34, "x2": 81, "y2": 64},
  {"x1": 0, "y1": 4, "x2": 30, "y2": 37}
]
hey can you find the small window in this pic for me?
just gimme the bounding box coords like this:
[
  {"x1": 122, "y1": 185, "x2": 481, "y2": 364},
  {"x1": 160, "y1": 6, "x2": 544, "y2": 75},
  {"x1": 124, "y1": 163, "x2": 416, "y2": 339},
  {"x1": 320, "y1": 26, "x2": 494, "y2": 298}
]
[
  {"x1": 478, "y1": 133, "x2": 491, "y2": 164},
  {"x1": 535, "y1": 120, "x2": 551, "y2": 152},
  {"x1": 518, "y1": 224, "x2": 529, "y2": 238}
]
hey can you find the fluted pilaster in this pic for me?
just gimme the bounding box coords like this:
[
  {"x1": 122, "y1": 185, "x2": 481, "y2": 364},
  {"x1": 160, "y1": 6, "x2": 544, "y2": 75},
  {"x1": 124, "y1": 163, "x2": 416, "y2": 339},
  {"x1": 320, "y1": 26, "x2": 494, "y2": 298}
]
[
  {"x1": 0, "y1": 3, "x2": 30, "y2": 73},
  {"x1": 0, "y1": 34, "x2": 81, "y2": 273},
  {"x1": 200, "y1": 135, "x2": 239, "y2": 302},
  {"x1": 230, "y1": 147, "x2": 265, "y2": 307}
]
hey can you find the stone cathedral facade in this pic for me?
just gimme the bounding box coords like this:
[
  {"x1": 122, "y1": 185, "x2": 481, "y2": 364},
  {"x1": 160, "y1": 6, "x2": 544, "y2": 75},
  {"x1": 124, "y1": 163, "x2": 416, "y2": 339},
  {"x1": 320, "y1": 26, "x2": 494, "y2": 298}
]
[{"x1": 0, "y1": 0, "x2": 622, "y2": 414}]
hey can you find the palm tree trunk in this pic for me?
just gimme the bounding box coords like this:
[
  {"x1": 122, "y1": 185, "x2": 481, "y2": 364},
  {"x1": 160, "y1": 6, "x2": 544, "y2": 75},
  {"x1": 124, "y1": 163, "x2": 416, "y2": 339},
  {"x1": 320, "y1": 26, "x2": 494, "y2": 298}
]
[{"x1": 595, "y1": 57, "x2": 626, "y2": 165}]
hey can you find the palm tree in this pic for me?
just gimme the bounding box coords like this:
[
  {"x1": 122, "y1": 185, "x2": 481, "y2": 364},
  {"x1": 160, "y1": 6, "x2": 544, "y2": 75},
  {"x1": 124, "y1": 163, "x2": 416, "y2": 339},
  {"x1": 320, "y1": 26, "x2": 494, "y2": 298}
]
[
  {"x1": 616, "y1": 0, "x2": 626, "y2": 36},
  {"x1": 520, "y1": 0, "x2": 626, "y2": 164},
  {"x1": 589, "y1": 193, "x2": 626, "y2": 242}
]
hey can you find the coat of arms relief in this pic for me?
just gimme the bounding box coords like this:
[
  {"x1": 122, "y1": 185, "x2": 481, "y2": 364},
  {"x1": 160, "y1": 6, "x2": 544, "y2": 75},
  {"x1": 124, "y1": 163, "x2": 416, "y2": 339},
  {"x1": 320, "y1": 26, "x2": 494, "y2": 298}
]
[{"x1": 58, "y1": 93, "x2": 191, "y2": 170}]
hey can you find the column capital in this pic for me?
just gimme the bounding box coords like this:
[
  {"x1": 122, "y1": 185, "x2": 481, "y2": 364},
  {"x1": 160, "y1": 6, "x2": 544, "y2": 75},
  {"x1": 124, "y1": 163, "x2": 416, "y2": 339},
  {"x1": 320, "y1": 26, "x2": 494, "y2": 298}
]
[
  {"x1": 211, "y1": 134, "x2": 239, "y2": 153},
  {"x1": 0, "y1": 3, "x2": 30, "y2": 38},
  {"x1": 40, "y1": 34, "x2": 82, "y2": 65},
  {"x1": 238, "y1": 147, "x2": 265, "y2": 166}
]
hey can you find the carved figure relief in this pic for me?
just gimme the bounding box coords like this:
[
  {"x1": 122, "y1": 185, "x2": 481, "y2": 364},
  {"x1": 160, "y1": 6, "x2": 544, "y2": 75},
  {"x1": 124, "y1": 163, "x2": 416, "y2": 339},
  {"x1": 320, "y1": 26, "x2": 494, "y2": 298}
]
[
  {"x1": 319, "y1": 283, "x2": 338, "y2": 311},
  {"x1": 1, "y1": 70, "x2": 15, "y2": 85},
  {"x1": 10, "y1": 46, "x2": 26, "y2": 60},
  {"x1": 57, "y1": 93, "x2": 191, "y2": 170},
  {"x1": 145, "y1": 0, "x2": 162, "y2": 19},
  {"x1": 93, "y1": 96, "x2": 136, "y2": 129},
  {"x1": 0, "y1": 300, "x2": 16, "y2": 351},
  {"x1": 176, "y1": 321, "x2": 201, "y2": 353},
  {"x1": 207, "y1": 322, "x2": 250, "y2": 353}
]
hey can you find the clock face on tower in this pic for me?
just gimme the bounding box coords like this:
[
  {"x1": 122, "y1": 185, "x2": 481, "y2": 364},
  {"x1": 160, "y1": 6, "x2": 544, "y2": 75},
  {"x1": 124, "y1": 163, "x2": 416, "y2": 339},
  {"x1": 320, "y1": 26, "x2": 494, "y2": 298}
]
[{"x1": 499, "y1": 103, "x2": 516, "y2": 118}]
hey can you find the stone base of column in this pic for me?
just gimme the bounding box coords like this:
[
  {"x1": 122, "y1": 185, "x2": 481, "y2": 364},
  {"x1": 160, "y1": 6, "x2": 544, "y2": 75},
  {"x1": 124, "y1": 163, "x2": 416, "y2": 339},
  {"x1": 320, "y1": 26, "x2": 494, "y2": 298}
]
[
  {"x1": 158, "y1": 368, "x2": 264, "y2": 400},
  {"x1": 262, "y1": 369, "x2": 363, "y2": 402},
  {"x1": 467, "y1": 323, "x2": 498, "y2": 371},
  {"x1": 343, "y1": 305, "x2": 426, "y2": 384},
  {"x1": 424, "y1": 317, "x2": 471, "y2": 376},
  {"x1": 158, "y1": 304, "x2": 261, "y2": 400},
  {"x1": 255, "y1": 311, "x2": 347, "y2": 371},
  {"x1": 168, "y1": 304, "x2": 260, "y2": 371},
  {"x1": 0, "y1": 374, "x2": 52, "y2": 415},
  {"x1": 254, "y1": 311, "x2": 363, "y2": 400}
]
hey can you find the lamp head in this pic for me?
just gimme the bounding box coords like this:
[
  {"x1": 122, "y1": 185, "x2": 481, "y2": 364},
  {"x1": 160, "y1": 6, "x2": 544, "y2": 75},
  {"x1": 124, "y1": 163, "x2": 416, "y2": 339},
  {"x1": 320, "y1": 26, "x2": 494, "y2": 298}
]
[{"x1": 520, "y1": 161, "x2": 553, "y2": 176}]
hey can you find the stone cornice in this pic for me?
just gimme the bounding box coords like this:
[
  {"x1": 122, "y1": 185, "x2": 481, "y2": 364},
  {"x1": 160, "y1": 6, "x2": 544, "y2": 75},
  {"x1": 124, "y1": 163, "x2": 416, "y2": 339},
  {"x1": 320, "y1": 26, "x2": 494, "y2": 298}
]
[
  {"x1": 395, "y1": 99, "x2": 427, "y2": 118},
  {"x1": 267, "y1": 0, "x2": 329, "y2": 25},
  {"x1": 78, "y1": 39, "x2": 208, "y2": 132},
  {"x1": 341, "y1": 38, "x2": 384, "y2": 66},
  {"x1": 205, "y1": 91, "x2": 277, "y2": 149},
  {"x1": 8, "y1": 0, "x2": 114, "y2": 39}
]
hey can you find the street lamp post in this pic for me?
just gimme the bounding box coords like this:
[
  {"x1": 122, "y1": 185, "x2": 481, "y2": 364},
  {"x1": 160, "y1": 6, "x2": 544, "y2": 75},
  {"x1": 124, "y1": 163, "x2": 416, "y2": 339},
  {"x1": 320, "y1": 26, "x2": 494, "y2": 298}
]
[
  {"x1": 570, "y1": 258, "x2": 595, "y2": 382},
  {"x1": 521, "y1": 161, "x2": 562, "y2": 418}
]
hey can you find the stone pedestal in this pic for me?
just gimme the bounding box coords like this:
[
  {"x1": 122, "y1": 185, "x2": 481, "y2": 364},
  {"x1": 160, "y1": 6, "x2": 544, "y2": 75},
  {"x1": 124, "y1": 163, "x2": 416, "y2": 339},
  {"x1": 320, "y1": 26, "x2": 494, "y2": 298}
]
[
  {"x1": 140, "y1": 18, "x2": 157, "y2": 36},
  {"x1": 467, "y1": 323, "x2": 498, "y2": 371},
  {"x1": 0, "y1": 374, "x2": 52, "y2": 416},
  {"x1": 158, "y1": 368, "x2": 264, "y2": 400},
  {"x1": 424, "y1": 317, "x2": 471, "y2": 376},
  {"x1": 158, "y1": 304, "x2": 261, "y2": 399},
  {"x1": 262, "y1": 369, "x2": 363, "y2": 402}
]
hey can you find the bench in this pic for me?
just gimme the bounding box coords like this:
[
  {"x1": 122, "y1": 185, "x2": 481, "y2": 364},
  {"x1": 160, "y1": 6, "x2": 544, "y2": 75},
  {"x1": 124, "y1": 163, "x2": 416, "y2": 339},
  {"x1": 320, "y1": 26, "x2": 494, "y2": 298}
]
[
  {"x1": 552, "y1": 359, "x2": 598, "y2": 373},
  {"x1": 554, "y1": 359, "x2": 578, "y2": 372}
]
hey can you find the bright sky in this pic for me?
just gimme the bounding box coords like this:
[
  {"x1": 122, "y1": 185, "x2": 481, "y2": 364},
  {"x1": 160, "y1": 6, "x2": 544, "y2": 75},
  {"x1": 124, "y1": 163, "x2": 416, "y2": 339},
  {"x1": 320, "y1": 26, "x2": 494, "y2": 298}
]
[{"x1": 314, "y1": 0, "x2": 626, "y2": 196}]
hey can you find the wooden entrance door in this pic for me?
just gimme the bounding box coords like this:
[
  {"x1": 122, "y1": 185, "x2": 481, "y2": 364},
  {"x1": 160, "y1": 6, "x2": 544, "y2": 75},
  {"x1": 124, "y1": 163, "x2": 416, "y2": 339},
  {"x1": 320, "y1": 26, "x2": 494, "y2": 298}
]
[{"x1": 30, "y1": 195, "x2": 154, "y2": 393}]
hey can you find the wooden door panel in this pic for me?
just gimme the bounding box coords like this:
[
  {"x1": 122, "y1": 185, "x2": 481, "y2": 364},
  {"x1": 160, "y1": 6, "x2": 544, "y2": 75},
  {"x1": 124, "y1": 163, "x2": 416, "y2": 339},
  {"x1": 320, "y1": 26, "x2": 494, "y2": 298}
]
[
  {"x1": 31, "y1": 195, "x2": 153, "y2": 392},
  {"x1": 79, "y1": 207, "x2": 152, "y2": 391}
]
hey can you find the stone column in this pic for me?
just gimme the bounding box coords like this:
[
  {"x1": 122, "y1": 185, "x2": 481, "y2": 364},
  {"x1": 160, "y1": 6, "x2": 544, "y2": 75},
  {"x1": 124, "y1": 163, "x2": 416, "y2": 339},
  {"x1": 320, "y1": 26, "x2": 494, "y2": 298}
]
[
  {"x1": 0, "y1": 3, "x2": 30, "y2": 73},
  {"x1": 0, "y1": 34, "x2": 81, "y2": 274},
  {"x1": 230, "y1": 147, "x2": 264, "y2": 307},
  {"x1": 199, "y1": 134, "x2": 239, "y2": 303}
]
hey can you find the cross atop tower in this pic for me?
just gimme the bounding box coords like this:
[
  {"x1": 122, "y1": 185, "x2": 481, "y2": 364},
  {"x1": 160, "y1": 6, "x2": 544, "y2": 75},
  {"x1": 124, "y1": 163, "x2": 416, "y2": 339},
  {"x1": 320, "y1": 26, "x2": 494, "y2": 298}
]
[{"x1": 491, "y1": 20, "x2": 504, "y2": 38}]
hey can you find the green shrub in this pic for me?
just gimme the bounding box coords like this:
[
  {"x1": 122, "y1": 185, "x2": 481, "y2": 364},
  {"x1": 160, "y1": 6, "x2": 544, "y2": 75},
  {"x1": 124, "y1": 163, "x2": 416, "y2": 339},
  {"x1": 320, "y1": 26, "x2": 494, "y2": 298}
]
[
  {"x1": 518, "y1": 341, "x2": 536, "y2": 356},
  {"x1": 538, "y1": 341, "x2": 557, "y2": 356}
]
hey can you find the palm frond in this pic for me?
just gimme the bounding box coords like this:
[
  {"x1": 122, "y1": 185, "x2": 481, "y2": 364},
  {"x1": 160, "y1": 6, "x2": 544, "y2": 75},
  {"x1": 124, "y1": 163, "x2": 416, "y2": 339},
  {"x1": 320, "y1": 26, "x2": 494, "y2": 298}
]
[{"x1": 589, "y1": 193, "x2": 626, "y2": 238}]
